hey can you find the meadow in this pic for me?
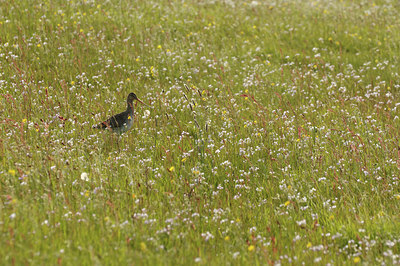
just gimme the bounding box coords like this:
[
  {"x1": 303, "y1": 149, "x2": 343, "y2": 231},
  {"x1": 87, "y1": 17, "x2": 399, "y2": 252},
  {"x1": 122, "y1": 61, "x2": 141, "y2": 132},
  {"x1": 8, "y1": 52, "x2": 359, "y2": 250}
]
[{"x1": 1, "y1": 0, "x2": 400, "y2": 264}]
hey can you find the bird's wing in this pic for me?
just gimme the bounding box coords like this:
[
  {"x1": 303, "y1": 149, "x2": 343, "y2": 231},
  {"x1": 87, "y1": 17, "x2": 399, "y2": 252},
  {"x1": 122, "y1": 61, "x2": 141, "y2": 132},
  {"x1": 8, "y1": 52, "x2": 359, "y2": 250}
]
[{"x1": 100, "y1": 111, "x2": 129, "y2": 129}]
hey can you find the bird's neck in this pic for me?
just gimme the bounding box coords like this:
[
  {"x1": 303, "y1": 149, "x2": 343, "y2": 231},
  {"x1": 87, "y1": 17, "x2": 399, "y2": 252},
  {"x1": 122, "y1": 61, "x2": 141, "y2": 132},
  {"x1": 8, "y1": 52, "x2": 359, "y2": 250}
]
[{"x1": 127, "y1": 102, "x2": 134, "y2": 114}]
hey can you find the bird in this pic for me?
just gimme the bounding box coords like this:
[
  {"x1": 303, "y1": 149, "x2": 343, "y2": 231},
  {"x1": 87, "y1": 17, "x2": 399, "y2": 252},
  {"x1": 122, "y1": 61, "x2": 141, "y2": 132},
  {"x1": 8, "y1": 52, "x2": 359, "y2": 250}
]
[{"x1": 93, "y1": 92, "x2": 147, "y2": 134}]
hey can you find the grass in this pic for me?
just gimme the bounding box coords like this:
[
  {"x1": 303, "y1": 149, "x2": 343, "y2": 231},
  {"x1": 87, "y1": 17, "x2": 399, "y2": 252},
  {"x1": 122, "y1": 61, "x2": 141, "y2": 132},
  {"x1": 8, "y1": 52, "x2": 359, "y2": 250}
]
[{"x1": 1, "y1": 0, "x2": 400, "y2": 264}]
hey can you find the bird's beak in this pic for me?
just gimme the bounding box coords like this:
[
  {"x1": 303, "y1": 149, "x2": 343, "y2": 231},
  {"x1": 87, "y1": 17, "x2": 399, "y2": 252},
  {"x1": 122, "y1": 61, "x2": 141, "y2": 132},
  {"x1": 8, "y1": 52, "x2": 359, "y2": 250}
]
[{"x1": 136, "y1": 98, "x2": 149, "y2": 107}]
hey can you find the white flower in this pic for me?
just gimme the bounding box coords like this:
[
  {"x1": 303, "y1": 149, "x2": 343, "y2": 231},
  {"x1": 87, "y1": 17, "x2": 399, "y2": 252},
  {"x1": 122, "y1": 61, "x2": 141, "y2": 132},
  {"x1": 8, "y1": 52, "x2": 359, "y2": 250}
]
[
  {"x1": 143, "y1": 110, "x2": 151, "y2": 119},
  {"x1": 81, "y1": 172, "x2": 89, "y2": 182},
  {"x1": 296, "y1": 219, "x2": 307, "y2": 228}
]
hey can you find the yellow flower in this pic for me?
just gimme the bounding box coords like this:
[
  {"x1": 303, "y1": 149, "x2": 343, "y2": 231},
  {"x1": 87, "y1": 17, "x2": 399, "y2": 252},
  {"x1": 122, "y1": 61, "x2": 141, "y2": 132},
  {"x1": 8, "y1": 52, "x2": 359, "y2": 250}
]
[
  {"x1": 169, "y1": 166, "x2": 175, "y2": 172},
  {"x1": 80, "y1": 29, "x2": 84, "y2": 33},
  {"x1": 248, "y1": 245, "x2": 255, "y2": 251},
  {"x1": 224, "y1": 236, "x2": 230, "y2": 241},
  {"x1": 128, "y1": 115, "x2": 131, "y2": 120},
  {"x1": 157, "y1": 45, "x2": 162, "y2": 49},
  {"x1": 37, "y1": 44, "x2": 41, "y2": 48},
  {"x1": 284, "y1": 201, "x2": 290, "y2": 206},
  {"x1": 140, "y1": 242, "x2": 147, "y2": 252},
  {"x1": 8, "y1": 169, "x2": 16, "y2": 176},
  {"x1": 354, "y1": 257, "x2": 361, "y2": 263},
  {"x1": 126, "y1": 78, "x2": 130, "y2": 82},
  {"x1": 132, "y1": 193, "x2": 136, "y2": 199},
  {"x1": 306, "y1": 242, "x2": 312, "y2": 248},
  {"x1": 136, "y1": 58, "x2": 140, "y2": 62},
  {"x1": 22, "y1": 118, "x2": 27, "y2": 123},
  {"x1": 181, "y1": 157, "x2": 187, "y2": 162},
  {"x1": 84, "y1": 191, "x2": 90, "y2": 197},
  {"x1": 71, "y1": 81, "x2": 75, "y2": 85}
]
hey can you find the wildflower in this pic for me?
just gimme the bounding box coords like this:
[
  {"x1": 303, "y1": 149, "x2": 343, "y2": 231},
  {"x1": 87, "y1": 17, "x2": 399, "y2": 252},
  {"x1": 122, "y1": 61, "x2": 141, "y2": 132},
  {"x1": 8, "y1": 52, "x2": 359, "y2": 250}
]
[
  {"x1": 81, "y1": 172, "x2": 89, "y2": 181},
  {"x1": 136, "y1": 58, "x2": 140, "y2": 62},
  {"x1": 284, "y1": 200, "x2": 290, "y2": 206},
  {"x1": 132, "y1": 193, "x2": 136, "y2": 199},
  {"x1": 157, "y1": 45, "x2": 162, "y2": 49},
  {"x1": 22, "y1": 118, "x2": 27, "y2": 123},
  {"x1": 8, "y1": 169, "x2": 16, "y2": 176},
  {"x1": 168, "y1": 166, "x2": 175, "y2": 172},
  {"x1": 143, "y1": 110, "x2": 150, "y2": 119},
  {"x1": 71, "y1": 81, "x2": 75, "y2": 85},
  {"x1": 140, "y1": 242, "x2": 147, "y2": 251},
  {"x1": 150, "y1": 66, "x2": 155, "y2": 77},
  {"x1": 296, "y1": 219, "x2": 306, "y2": 228},
  {"x1": 181, "y1": 157, "x2": 187, "y2": 162},
  {"x1": 306, "y1": 242, "x2": 312, "y2": 248},
  {"x1": 224, "y1": 236, "x2": 230, "y2": 241},
  {"x1": 248, "y1": 245, "x2": 255, "y2": 251},
  {"x1": 37, "y1": 44, "x2": 41, "y2": 48},
  {"x1": 354, "y1": 257, "x2": 361, "y2": 263}
]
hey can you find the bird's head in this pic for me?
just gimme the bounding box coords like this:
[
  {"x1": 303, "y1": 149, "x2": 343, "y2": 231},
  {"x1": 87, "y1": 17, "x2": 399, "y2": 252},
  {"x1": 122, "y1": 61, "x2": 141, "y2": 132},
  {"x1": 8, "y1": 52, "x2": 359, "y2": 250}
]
[{"x1": 127, "y1": 92, "x2": 148, "y2": 106}]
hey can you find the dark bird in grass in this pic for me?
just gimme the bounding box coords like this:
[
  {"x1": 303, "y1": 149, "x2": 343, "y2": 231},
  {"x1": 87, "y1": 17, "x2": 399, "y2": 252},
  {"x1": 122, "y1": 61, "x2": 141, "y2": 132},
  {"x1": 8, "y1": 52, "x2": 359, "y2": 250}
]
[{"x1": 93, "y1": 92, "x2": 147, "y2": 134}]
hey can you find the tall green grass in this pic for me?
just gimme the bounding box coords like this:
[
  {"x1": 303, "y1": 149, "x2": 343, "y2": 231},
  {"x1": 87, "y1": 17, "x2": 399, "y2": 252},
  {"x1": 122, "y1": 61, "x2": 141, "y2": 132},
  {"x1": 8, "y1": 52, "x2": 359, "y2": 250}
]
[{"x1": 1, "y1": 0, "x2": 400, "y2": 264}]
